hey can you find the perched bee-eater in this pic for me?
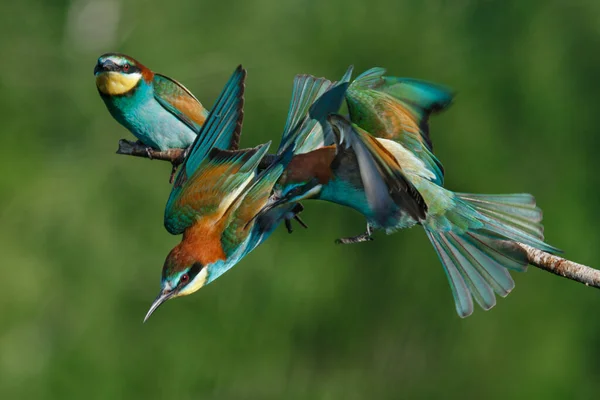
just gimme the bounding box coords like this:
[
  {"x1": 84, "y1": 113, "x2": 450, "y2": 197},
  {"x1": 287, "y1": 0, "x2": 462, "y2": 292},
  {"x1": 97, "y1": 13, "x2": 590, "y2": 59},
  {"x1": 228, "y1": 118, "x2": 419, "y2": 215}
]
[
  {"x1": 262, "y1": 68, "x2": 560, "y2": 318},
  {"x1": 94, "y1": 53, "x2": 209, "y2": 151},
  {"x1": 143, "y1": 66, "x2": 349, "y2": 321}
]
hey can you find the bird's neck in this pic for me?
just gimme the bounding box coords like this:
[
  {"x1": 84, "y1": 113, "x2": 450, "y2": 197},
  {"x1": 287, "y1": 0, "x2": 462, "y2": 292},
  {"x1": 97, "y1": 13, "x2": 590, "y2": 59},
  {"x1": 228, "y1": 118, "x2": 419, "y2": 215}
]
[{"x1": 280, "y1": 146, "x2": 336, "y2": 187}]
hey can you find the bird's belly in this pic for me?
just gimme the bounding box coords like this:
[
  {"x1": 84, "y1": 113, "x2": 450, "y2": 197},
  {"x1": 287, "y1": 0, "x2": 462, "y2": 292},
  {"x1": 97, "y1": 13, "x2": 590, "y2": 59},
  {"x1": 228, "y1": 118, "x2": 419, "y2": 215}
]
[
  {"x1": 108, "y1": 96, "x2": 196, "y2": 150},
  {"x1": 320, "y1": 179, "x2": 417, "y2": 232},
  {"x1": 206, "y1": 235, "x2": 254, "y2": 285}
]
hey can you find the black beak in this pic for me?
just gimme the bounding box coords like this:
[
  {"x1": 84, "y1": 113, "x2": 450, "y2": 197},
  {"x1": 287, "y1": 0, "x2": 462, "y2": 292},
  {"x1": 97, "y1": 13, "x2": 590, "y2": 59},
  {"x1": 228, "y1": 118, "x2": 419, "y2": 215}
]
[
  {"x1": 143, "y1": 290, "x2": 175, "y2": 323},
  {"x1": 94, "y1": 59, "x2": 119, "y2": 75}
]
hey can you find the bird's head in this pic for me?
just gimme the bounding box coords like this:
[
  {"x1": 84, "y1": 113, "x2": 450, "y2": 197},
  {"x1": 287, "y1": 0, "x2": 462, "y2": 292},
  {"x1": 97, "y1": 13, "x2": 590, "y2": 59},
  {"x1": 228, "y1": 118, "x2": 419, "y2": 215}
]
[
  {"x1": 143, "y1": 245, "x2": 209, "y2": 322},
  {"x1": 94, "y1": 53, "x2": 152, "y2": 96},
  {"x1": 250, "y1": 179, "x2": 321, "y2": 226},
  {"x1": 277, "y1": 180, "x2": 321, "y2": 204}
]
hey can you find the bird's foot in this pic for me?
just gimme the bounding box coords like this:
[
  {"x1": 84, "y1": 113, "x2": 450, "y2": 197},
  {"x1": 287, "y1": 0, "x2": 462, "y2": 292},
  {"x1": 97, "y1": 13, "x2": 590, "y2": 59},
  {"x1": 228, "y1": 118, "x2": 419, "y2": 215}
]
[
  {"x1": 284, "y1": 203, "x2": 309, "y2": 234},
  {"x1": 182, "y1": 146, "x2": 191, "y2": 160},
  {"x1": 169, "y1": 162, "x2": 178, "y2": 184},
  {"x1": 145, "y1": 147, "x2": 154, "y2": 160},
  {"x1": 168, "y1": 145, "x2": 191, "y2": 184},
  {"x1": 294, "y1": 215, "x2": 308, "y2": 229},
  {"x1": 335, "y1": 232, "x2": 373, "y2": 245},
  {"x1": 285, "y1": 215, "x2": 308, "y2": 233},
  {"x1": 335, "y1": 224, "x2": 373, "y2": 245},
  {"x1": 134, "y1": 140, "x2": 155, "y2": 160}
]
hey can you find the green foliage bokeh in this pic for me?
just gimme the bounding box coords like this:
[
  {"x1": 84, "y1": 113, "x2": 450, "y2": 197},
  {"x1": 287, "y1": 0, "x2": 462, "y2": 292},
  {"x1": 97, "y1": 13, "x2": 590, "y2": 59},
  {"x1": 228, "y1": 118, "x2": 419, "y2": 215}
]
[{"x1": 1, "y1": 0, "x2": 599, "y2": 398}]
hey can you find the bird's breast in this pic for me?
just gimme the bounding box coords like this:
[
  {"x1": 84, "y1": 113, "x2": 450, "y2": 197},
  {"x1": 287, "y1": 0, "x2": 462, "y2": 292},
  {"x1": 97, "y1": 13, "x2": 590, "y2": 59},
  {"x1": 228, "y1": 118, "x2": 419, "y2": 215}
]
[{"x1": 102, "y1": 83, "x2": 196, "y2": 150}]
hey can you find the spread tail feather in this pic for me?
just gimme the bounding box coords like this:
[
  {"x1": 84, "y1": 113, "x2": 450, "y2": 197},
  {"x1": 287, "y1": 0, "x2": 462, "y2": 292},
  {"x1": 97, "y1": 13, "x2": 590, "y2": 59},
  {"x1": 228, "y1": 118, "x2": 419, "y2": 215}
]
[{"x1": 424, "y1": 192, "x2": 560, "y2": 318}]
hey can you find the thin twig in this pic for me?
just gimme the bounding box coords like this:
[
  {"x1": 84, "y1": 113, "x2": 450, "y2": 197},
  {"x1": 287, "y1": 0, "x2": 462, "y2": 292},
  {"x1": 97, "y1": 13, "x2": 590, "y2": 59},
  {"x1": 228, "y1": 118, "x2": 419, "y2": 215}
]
[{"x1": 116, "y1": 138, "x2": 600, "y2": 289}]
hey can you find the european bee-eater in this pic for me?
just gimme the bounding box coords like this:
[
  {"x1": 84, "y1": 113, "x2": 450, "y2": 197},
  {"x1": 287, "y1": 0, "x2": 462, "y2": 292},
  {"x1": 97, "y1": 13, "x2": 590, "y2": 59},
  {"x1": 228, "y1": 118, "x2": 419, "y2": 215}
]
[
  {"x1": 94, "y1": 53, "x2": 209, "y2": 151},
  {"x1": 262, "y1": 68, "x2": 560, "y2": 318},
  {"x1": 143, "y1": 66, "x2": 349, "y2": 321}
]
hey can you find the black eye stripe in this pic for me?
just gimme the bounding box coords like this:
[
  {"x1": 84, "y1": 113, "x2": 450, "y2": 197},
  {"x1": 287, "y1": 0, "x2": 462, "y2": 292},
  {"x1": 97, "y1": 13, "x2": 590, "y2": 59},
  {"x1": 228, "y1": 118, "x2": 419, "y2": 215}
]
[
  {"x1": 178, "y1": 263, "x2": 203, "y2": 286},
  {"x1": 188, "y1": 262, "x2": 204, "y2": 279},
  {"x1": 121, "y1": 64, "x2": 140, "y2": 74},
  {"x1": 176, "y1": 263, "x2": 204, "y2": 287}
]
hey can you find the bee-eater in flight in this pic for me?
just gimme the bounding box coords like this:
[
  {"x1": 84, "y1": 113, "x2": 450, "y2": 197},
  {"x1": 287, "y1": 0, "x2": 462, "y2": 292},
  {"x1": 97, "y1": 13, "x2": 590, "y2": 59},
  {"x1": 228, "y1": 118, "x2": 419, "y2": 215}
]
[
  {"x1": 94, "y1": 53, "x2": 209, "y2": 151},
  {"x1": 261, "y1": 67, "x2": 560, "y2": 318},
  {"x1": 143, "y1": 66, "x2": 350, "y2": 322}
]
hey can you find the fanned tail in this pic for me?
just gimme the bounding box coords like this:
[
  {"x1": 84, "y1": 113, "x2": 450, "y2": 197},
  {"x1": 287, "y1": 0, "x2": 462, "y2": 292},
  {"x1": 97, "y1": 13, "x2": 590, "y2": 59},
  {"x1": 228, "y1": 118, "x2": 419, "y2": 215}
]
[{"x1": 424, "y1": 192, "x2": 561, "y2": 318}]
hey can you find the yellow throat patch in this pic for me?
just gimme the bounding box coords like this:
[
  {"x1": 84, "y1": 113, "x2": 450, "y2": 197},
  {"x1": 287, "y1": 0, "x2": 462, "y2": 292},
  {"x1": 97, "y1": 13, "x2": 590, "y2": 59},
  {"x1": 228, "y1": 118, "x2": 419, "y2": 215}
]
[{"x1": 96, "y1": 71, "x2": 142, "y2": 95}]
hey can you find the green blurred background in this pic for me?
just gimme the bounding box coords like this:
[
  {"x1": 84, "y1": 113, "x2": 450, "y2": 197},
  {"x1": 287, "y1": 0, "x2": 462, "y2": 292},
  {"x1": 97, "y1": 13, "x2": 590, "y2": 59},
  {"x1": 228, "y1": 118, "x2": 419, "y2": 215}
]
[{"x1": 1, "y1": 0, "x2": 599, "y2": 398}]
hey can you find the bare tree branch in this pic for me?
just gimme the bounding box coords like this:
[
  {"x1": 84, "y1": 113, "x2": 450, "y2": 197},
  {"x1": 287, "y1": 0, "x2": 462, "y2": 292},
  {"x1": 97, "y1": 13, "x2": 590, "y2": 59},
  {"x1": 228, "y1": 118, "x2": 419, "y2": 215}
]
[
  {"x1": 116, "y1": 138, "x2": 600, "y2": 289},
  {"x1": 116, "y1": 139, "x2": 187, "y2": 183},
  {"x1": 116, "y1": 139, "x2": 276, "y2": 170},
  {"x1": 517, "y1": 243, "x2": 600, "y2": 288}
]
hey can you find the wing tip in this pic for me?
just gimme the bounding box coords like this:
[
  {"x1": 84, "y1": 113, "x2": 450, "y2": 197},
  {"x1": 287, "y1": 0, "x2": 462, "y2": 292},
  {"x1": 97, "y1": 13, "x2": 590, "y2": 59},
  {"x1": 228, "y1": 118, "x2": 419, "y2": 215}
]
[{"x1": 229, "y1": 65, "x2": 247, "y2": 151}]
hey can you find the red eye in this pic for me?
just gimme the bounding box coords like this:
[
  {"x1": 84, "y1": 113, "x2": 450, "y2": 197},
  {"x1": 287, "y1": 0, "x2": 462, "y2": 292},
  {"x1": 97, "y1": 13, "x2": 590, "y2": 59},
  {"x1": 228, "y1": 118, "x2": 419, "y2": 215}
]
[
  {"x1": 180, "y1": 274, "x2": 189, "y2": 285},
  {"x1": 123, "y1": 64, "x2": 130, "y2": 72}
]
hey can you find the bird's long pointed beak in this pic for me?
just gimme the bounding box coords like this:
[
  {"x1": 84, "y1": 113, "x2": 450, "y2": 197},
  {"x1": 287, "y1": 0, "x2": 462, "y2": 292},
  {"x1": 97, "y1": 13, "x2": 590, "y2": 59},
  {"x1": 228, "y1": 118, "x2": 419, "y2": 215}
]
[
  {"x1": 94, "y1": 59, "x2": 119, "y2": 75},
  {"x1": 260, "y1": 199, "x2": 285, "y2": 217},
  {"x1": 143, "y1": 290, "x2": 174, "y2": 323}
]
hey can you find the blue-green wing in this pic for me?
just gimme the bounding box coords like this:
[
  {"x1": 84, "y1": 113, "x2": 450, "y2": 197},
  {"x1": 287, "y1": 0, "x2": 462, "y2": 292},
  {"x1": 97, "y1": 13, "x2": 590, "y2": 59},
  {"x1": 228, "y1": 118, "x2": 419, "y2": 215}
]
[
  {"x1": 350, "y1": 68, "x2": 454, "y2": 136},
  {"x1": 172, "y1": 65, "x2": 246, "y2": 189},
  {"x1": 220, "y1": 159, "x2": 284, "y2": 256},
  {"x1": 329, "y1": 114, "x2": 427, "y2": 224},
  {"x1": 280, "y1": 66, "x2": 354, "y2": 155},
  {"x1": 164, "y1": 143, "x2": 270, "y2": 235},
  {"x1": 153, "y1": 74, "x2": 209, "y2": 133},
  {"x1": 377, "y1": 74, "x2": 454, "y2": 150},
  {"x1": 164, "y1": 65, "x2": 247, "y2": 234},
  {"x1": 279, "y1": 74, "x2": 335, "y2": 151},
  {"x1": 347, "y1": 67, "x2": 454, "y2": 184}
]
